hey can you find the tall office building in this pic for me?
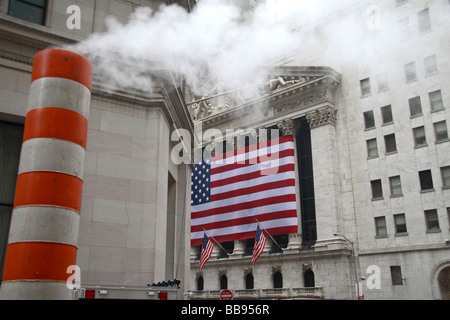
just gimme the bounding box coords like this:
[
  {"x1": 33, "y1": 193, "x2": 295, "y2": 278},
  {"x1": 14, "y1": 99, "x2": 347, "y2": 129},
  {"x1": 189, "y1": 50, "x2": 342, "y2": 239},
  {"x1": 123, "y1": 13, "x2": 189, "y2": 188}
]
[{"x1": 189, "y1": 0, "x2": 450, "y2": 300}]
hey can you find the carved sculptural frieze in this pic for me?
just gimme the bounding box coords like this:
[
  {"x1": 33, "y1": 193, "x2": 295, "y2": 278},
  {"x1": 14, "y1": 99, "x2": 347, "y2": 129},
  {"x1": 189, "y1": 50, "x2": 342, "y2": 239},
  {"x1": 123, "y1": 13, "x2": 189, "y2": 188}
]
[{"x1": 262, "y1": 76, "x2": 306, "y2": 94}]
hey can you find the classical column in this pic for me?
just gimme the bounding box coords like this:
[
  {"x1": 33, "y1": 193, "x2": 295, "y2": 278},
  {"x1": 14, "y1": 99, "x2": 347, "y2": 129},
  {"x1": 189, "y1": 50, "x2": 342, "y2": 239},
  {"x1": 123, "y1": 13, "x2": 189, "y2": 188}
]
[
  {"x1": 0, "y1": 49, "x2": 92, "y2": 300},
  {"x1": 306, "y1": 106, "x2": 343, "y2": 250},
  {"x1": 277, "y1": 119, "x2": 302, "y2": 251}
]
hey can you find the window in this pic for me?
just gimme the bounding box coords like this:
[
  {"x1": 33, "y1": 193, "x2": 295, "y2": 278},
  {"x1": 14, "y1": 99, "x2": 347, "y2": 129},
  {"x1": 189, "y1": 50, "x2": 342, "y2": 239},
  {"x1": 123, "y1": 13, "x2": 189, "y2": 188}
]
[
  {"x1": 394, "y1": 214, "x2": 407, "y2": 234},
  {"x1": 0, "y1": 121, "x2": 24, "y2": 282},
  {"x1": 384, "y1": 134, "x2": 397, "y2": 153},
  {"x1": 448, "y1": 208, "x2": 450, "y2": 228},
  {"x1": 413, "y1": 126, "x2": 427, "y2": 147},
  {"x1": 441, "y1": 166, "x2": 450, "y2": 188},
  {"x1": 381, "y1": 105, "x2": 393, "y2": 124},
  {"x1": 367, "y1": 138, "x2": 378, "y2": 158},
  {"x1": 429, "y1": 90, "x2": 444, "y2": 111},
  {"x1": 245, "y1": 273, "x2": 254, "y2": 290},
  {"x1": 364, "y1": 111, "x2": 375, "y2": 129},
  {"x1": 375, "y1": 216, "x2": 387, "y2": 237},
  {"x1": 390, "y1": 266, "x2": 403, "y2": 285},
  {"x1": 273, "y1": 271, "x2": 283, "y2": 289},
  {"x1": 424, "y1": 55, "x2": 438, "y2": 75},
  {"x1": 434, "y1": 121, "x2": 449, "y2": 142},
  {"x1": 389, "y1": 176, "x2": 403, "y2": 197},
  {"x1": 404, "y1": 62, "x2": 417, "y2": 82},
  {"x1": 220, "y1": 275, "x2": 228, "y2": 290},
  {"x1": 197, "y1": 276, "x2": 204, "y2": 291},
  {"x1": 304, "y1": 270, "x2": 315, "y2": 288},
  {"x1": 377, "y1": 73, "x2": 389, "y2": 91},
  {"x1": 360, "y1": 78, "x2": 371, "y2": 96},
  {"x1": 425, "y1": 209, "x2": 440, "y2": 231},
  {"x1": 8, "y1": 0, "x2": 47, "y2": 25},
  {"x1": 219, "y1": 241, "x2": 234, "y2": 258},
  {"x1": 371, "y1": 179, "x2": 383, "y2": 199},
  {"x1": 418, "y1": 8, "x2": 432, "y2": 33},
  {"x1": 409, "y1": 96, "x2": 422, "y2": 116},
  {"x1": 419, "y1": 170, "x2": 434, "y2": 191}
]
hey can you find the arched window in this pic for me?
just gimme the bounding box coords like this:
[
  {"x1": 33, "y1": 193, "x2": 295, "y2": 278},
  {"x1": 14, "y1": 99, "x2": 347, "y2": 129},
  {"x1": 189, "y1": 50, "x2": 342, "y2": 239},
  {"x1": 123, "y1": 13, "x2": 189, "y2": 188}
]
[
  {"x1": 197, "y1": 276, "x2": 204, "y2": 291},
  {"x1": 273, "y1": 271, "x2": 283, "y2": 289},
  {"x1": 304, "y1": 269, "x2": 315, "y2": 288},
  {"x1": 245, "y1": 273, "x2": 254, "y2": 290},
  {"x1": 220, "y1": 275, "x2": 228, "y2": 290},
  {"x1": 438, "y1": 267, "x2": 450, "y2": 300}
]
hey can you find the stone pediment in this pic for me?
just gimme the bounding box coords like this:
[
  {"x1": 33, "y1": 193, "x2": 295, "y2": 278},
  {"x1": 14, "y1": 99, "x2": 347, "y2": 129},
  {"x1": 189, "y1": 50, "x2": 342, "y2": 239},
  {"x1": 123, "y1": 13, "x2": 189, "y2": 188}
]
[{"x1": 190, "y1": 66, "x2": 340, "y2": 127}]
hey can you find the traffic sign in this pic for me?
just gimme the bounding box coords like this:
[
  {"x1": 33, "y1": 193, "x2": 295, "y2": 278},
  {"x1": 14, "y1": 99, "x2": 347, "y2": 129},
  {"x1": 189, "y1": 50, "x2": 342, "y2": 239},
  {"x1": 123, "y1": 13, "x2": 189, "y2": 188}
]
[{"x1": 220, "y1": 289, "x2": 233, "y2": 300}]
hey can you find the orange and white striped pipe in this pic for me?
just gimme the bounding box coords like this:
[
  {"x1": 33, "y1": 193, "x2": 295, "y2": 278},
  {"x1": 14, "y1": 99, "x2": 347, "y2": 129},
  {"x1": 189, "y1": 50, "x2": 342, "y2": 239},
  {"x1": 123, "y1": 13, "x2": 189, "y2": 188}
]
[{"x1": 0, "y1": 49, "x2": 92, "y2": 300}]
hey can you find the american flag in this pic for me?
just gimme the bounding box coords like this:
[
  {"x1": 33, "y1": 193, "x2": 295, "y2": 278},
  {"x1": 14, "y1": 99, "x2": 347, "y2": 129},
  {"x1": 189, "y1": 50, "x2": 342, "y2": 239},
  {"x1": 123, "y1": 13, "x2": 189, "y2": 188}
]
[
  {"x1": 199, "y1": 233, "x2": 214, "y2": 270},
  {"x1": 252, "y1": 225, "x2": 266, "y2": 264},
  {"x1": 191, "y1": 135, "x2": 298, "y2": 246}
]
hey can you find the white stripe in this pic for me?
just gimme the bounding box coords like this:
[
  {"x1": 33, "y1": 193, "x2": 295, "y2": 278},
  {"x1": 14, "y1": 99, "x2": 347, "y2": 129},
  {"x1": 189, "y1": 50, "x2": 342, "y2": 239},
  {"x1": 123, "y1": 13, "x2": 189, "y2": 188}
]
[
  {"x1": 212, "y1": 140, "x2": 294, "y2": 167},
  {"x1": 28, "y1": 77, "x2": 91, "y2": 118},
  {"x1": 191, "y1": 186, "x2": 296, "y2": 213},
  {"x1": 18, "y1": 138, "x2": 85, "y2": 179},
  {"x1": 8, "y1": 206, "x2": 80, "y2": 246},
  {"x1": 191, "y1": 218, "x2": 298, "y2": 240},
  {"x1": 191, "y1": 202, "x2": 297, "y2": 226},
  {"x1": 211, "y1": 156, "x2": 295, "y2": 183},
  {"x1": 212, "y1": 170, "x2": 296, "y2": 196}
]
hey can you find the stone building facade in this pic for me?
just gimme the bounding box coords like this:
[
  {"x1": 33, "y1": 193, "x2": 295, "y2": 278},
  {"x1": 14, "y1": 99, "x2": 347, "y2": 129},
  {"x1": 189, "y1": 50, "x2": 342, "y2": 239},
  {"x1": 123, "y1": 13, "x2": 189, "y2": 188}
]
[
  {"x1": 0, "y1": 0, "x2": 193, "y2": 299},
  {"x1": 0, "y1": 0, "x2": 448, "y2": 300},
  {"x1": 189, "y1": 0, "x2": 450, "y2": 300}
]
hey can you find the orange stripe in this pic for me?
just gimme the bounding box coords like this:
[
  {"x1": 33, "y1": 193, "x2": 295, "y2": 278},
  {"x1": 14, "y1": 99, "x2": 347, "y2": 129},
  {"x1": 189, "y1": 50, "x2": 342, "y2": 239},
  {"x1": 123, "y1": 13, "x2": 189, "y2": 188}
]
[
  {"x1": 31, "y1": 49, "x2": 92, "y2": 91},
  {"x1": 2, "y1": 242, "x2": 77, "y2": 282},
  {"x1": 23, "y1": 108, "x2": 88, "y2": 149},
  {"x1": 14, "y1": 172, "x2": 83, "y2": 212}
]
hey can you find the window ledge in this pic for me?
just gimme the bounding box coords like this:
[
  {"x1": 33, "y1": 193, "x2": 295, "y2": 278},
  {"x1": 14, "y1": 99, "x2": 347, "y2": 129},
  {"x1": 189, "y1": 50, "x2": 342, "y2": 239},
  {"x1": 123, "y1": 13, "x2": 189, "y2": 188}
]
[
  {"x1": 435, "y1": 139, "x2": 450, "y2": 145},
  {"x1": 426, "y1": 229, "x2": 441, "y2": 234},
  {"x1": 395, "y1": 232, "x2": 408, "y2": 237},
  {"x1": 420, "y1": 188, "x2": 435, "y2": 193},
  {"x1": 386, "y1": 151, "x2": 398, "y2": 156}
]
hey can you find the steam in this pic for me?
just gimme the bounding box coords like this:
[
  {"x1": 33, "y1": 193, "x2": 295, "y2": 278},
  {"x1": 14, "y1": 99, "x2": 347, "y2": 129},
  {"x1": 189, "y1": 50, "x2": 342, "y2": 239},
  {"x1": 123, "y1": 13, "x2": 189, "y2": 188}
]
[
  {"x1": 68, "y1": 0, "x2": 450, "y2": 99},
  {"x1": 68, "y1": 0, "x2": 303, "y2": 96}
]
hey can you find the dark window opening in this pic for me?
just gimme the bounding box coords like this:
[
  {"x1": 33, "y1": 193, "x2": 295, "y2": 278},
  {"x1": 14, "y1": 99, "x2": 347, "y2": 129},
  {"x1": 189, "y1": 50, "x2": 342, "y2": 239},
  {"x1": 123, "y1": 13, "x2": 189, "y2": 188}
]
[
  {"x1": 295, "y1": 118, "x2": 317, "y2": 247},
  {"x1": 8, "y1": 0, "x2": 47, "y2": 25}
]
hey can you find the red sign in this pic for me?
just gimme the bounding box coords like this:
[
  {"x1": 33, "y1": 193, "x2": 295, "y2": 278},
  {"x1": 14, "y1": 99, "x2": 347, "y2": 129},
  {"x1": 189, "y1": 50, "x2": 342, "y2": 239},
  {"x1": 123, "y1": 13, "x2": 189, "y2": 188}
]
[{"x1": 220, "y1": 289, "x2": 233, "y2": 300}]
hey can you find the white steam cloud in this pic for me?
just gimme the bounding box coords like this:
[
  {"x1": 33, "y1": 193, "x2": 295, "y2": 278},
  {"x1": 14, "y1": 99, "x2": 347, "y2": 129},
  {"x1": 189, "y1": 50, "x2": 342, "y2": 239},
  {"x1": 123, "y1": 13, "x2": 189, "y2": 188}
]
[
  {"x1": 68, "y1": 0, "x2": 304, "y2": 96},
  {"x1": 68, "y1": 0, "x2": 450, "y2": 98}
]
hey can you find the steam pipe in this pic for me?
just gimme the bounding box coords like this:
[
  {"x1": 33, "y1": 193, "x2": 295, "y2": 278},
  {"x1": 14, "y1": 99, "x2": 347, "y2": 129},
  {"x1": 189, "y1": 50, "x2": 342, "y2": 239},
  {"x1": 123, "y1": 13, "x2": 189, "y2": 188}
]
[{"x1": 0, "y1": 49, "x2": 92, "y2": 300}]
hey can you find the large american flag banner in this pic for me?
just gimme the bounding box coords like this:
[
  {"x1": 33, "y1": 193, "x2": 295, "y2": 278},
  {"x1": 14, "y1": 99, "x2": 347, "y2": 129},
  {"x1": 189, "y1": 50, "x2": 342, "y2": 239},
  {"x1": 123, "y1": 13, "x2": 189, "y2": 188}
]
[{"x1": 191, "y1": 135, "x2": 298, "y2": 246}]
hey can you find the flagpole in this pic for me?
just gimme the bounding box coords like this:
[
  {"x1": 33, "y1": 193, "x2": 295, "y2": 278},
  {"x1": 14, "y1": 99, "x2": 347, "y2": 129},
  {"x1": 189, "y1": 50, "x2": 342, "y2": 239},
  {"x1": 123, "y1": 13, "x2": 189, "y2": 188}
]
[
  {"x1": 254, "y1": 218, "x2": 284, "y2": 252},
  {"x1": 202, "y1": 228, "x2": 229, "y2": 257}
]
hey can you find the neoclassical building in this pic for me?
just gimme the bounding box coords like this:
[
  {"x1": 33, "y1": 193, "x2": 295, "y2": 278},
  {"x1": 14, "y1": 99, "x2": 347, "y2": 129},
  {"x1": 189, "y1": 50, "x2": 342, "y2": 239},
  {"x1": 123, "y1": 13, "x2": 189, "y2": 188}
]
[
  {"x1": 189, "y1": 0, "x2": 450, "y2": 300},
  {"x1": 0, "y1": 0, "x2": 448, "y2": 300},
  {"x1": 0, "y1": 0, "x2": 193, "y2": 299}
]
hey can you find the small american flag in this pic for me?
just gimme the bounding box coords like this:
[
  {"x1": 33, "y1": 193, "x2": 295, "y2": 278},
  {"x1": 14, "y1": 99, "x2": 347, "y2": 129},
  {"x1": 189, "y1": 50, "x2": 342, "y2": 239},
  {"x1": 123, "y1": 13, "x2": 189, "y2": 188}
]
[
  {"x1": 199, "y1": 233, "x2": 214, "y2": 270},
  {"x1": 191, "y1": 135, "x2": 298, "y2": 246},
  {"x1": 252, "y1": 225, "x2": 266, "y2": 264}
]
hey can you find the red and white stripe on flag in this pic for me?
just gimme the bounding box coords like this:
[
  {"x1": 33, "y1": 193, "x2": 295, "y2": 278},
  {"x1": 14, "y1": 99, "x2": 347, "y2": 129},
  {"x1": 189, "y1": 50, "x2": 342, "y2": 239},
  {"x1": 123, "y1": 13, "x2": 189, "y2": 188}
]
[
  {"x1": 199, "y1": 233, "x2": 214, "y2": 270},
  {"x1": 191, "y1": 135, "x2": 298, "y2": 246},
  {"x1": 252, "y1": 225, "x2": 266, "y2": 264}
]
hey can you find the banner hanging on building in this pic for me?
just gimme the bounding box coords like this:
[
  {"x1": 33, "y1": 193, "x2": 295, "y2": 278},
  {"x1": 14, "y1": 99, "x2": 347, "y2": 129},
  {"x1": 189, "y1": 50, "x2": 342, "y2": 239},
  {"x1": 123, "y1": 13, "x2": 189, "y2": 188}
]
[{"x1": 191, "y1": 135, "x2": 298, "y2": 246}]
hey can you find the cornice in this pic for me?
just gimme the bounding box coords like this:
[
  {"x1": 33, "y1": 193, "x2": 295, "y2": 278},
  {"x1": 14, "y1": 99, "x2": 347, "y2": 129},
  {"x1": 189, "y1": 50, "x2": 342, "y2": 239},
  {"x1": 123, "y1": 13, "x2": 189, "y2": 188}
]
[
  {"x1": 0, "y1": 14, "x2": 77, "y2": 49},
  {"x1": 199, "y1": 68, "x2": 340, "y2": 128}
]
